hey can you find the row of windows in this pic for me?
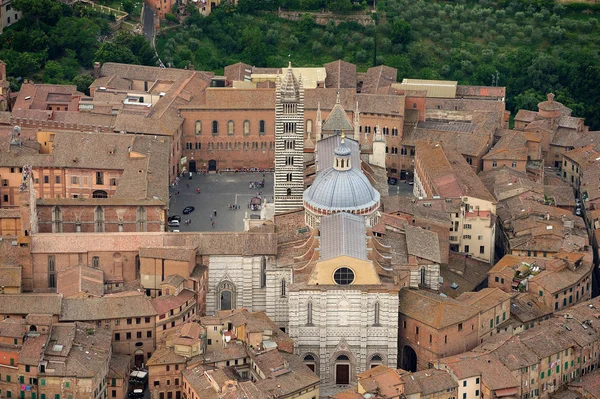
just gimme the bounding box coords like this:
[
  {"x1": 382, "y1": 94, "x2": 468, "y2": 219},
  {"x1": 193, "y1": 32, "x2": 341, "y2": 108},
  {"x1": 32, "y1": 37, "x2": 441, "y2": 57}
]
[
  {"x1": 491, "y1": 161, "x2": 519, "y2": 168},
  {"x1": 186, "y1": 141, "x2": 274, "y2": 151},
  {"x1": 385, "y1": 147, "x2": 414, "y2": 155},
  {"x1": 195, "y1": 120, "x2": 267, "y2": 136},
  {"x1": 114, "y1": 330, "x2": 152, "y2": 340}
]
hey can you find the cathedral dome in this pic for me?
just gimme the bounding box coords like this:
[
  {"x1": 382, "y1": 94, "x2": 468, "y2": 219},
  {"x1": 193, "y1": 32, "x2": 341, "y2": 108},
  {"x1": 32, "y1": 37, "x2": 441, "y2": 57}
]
[{"x1": 303, "y1": 167, "x2": 380, "y2": 212}]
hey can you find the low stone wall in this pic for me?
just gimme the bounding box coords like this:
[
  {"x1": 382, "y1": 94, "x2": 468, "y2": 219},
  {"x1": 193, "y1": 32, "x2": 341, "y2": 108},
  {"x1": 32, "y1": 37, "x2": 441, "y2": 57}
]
[{"x1": 277, "y1": 9, "x2": 375, "y2": 26}]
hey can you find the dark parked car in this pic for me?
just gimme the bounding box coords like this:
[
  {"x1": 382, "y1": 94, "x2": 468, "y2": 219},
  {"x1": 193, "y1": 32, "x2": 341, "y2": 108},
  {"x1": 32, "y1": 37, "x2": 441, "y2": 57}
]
[
  {"x1": 128, "y1": 389, "x2": 144, "y2": 399},
  {"x1": 388, "y1": 177, "x2": 398, "y2": 185},
  {"x1": 183, "y1": 206, "x2": 195, "y2": 214}
]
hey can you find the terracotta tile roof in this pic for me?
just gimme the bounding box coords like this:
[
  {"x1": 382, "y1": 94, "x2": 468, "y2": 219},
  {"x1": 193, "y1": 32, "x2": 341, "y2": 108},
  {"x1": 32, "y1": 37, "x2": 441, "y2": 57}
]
[
  {"x1": 187, "y1": 88, "x2": 275, "y2": 110},
  {"x1": 162, "y1": 274, "x2": 186, "y2": 287},
  {"x1": 399, "y1": 289, "x2": 479, "y2": 329},
  {"x1": 564, "y1": 145, "x2": 600, "y2": 166},
  {"x1": 507, "y1": 293, "x2": 552, "y2": 324},
  {"x1": 476, "y1": 334, "x2": 540, "y2": 371},
  {"x1": 203, "y1": 342, "x2": 248, "y2": 364},
  {"x1": 0, "y1": 293, "x2": 62, "y2": 315},
  {"x1": 456, "y1": 288, "x2": 510, "y2": 312},
  {"x1": 324, "y1": 60, "x2": 357, "y2": 89},
  {"x1": 224, "y1": 62, "x2": 252, "y2": 82},
  {"x1": 0, "y1": 318, "x2": 26, "y2": 338},
  {"x1": 44, "y1": 322, "x2": 112, "y2": 378},
  {"x1": 109, "y1": 353, "x2": 131, "y2": 379},
  {"x1": 151, "y1": 289, "x2": 195, "y2": 315},
  {"x1": 440, "y1": 253, "x2": 492, "y2": 298},
  {"x1": 415, "y1": 141, "x2": 496, "y2": 202},
  {"x1": 57, "y1": 265, "x2": 104, "y2": 298},
  {"x1": 253, "y1": 351, "x2": 320, "y2": 396},
  {"x1": 146, "y1": 345, "x2": 186, "y2": 366},
  {"x1": 13, "y1": 82, "x2": 82, "y2": 111},
  {"x1": 139, "y1": 247, "x2": 196, "y2": 262},
  {"x1": 402, "y1": 125, "x2": 491, "y2": 158},
  {"x1": 405, "y1": 225, "x2": 441, "y2": 263},
  {"x1": 31, "y1": 232, "x2": 278, "y2": 256},
  {"x1": 482, "y1": 131, "x2": 534, "y2": 161},
  {"x1": 361, "y1": 65, "x2": 397, "y2": 94},
  {"x1": 514, "y1": 110, "x2": 538, "y2": 123},
  {"x1": 60, "y1": 292, "x2": 156, "y2": 321},
  {"x1": 19, "y1": 334, "x2": 48, "y2": 366},
  {"x1": 402, "y1": 368, "x2": 458, "y2": 396}
]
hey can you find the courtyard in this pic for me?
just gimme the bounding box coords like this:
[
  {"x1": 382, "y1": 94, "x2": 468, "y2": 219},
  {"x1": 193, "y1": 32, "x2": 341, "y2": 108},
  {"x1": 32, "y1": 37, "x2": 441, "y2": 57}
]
[{"x1": 168, "y1": 172, "x2": 274, "y2": 232}]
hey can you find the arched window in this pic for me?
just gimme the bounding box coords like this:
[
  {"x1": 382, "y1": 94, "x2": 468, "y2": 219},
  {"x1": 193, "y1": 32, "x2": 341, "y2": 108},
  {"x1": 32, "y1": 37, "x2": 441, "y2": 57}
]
[
  {"x1": 136, "y1": 206, "x2": 147, "y2": 232},
  {"x1": 243, "y1": 120, "x2": 250, "y2": 135},
  {"x1": 306, "y1": 119, "x2": 313, "y2": 134},
  {"x1": 370, "y1": 354, "x2": 383, "y2": 369},
  {"x1": 286, "y1": 188, "x2": 292, "y2": 196},
  {"x1": 228, "y1": 120, "x2": 234, "y2": 135},
  {"x1": 281, "y1": 279, "x2": 286, "y2": 297},
  {"x1": 94, "y1": 206, "x2": 104, "y2": 232},
  {"x1": 337, "y1": 354, "x2": 349, "y2": 361},
  {"x1": 307, "y1": 302, "x2": 313, "y2": 325},
  {"x1": 92, "y1": 190, "x2": 108, "y2": 198},
  {"x1": 260, "y1": 256, "x2": 267, "y2": 288},
  {"x1": 374, "y1": 302, "x2": 380, "y2": 326},
  {"x1": 195, "y1": 120, "x2": 202, "y2": 135},
  {"x1": 420, "y1": 267, "x2": 426, "y2": 286},
  {"x1": 212, "y1": 121, "x2": 219, "y2": 135},
  {"x1": 52, "y1": 206, "x2": 62, "y2": 233},
  {"x1": 303, "y1": 354, "x2": 317, "y2": 373},
  {"x1": 259, "y1": 120, "x2": 266, "y2": 135}
]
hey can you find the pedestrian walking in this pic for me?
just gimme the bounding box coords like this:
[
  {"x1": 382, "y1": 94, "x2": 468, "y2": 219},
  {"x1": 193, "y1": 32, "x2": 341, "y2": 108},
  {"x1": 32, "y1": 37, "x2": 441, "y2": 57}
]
[
  {"x1": 212, "y1": 221, "x2": 215, "y2": 228},
  {"x1": 210, "y1": 215, "x2": 213, "y2": 221}
]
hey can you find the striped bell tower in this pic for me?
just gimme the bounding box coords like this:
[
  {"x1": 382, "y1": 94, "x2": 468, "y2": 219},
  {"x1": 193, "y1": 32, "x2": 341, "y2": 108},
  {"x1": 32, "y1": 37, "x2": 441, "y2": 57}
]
[{"x1": 274, "y1": 63, "x2": 305, "y2": 214}]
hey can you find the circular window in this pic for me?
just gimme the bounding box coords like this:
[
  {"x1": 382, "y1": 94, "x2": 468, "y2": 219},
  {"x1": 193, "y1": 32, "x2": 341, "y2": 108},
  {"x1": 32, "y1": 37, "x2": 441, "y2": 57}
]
[{"x1": 333, "y1": 267, "x2": 355, "y2": 285}]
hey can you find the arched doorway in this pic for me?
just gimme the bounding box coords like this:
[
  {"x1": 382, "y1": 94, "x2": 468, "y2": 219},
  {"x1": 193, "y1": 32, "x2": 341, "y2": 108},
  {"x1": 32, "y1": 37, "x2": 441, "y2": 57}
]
[
  {"x1": 335, "y1": 354, "x2": 350, "y2": 385},
  {"x1": 29, "y1": 325, "x2": 37, "y2": 332},
  {"x1": 220, "y1": 291, "x2": 232, "y2": 310},
  {"x1": 134, "y1": 350, "x2": 144, "y2": 368},
  {"x1": 189, "y1": 160, "x2": 197, "y2": 173},
  {"x1": 402, "y1": 345, "x2": 417, "y2": 372},
  {"x1": 208, "y1": 159, "x2": 217, "y2": 171},
  {"x1": 217, "y1": 281, "x2": 236, "y2": 310}
]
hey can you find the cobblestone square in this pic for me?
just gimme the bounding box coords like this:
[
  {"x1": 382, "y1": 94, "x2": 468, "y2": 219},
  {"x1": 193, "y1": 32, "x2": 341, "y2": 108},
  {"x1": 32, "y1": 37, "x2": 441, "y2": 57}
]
[{"x1": 168, "y1": 172, "x2": 274, "y2": 232}]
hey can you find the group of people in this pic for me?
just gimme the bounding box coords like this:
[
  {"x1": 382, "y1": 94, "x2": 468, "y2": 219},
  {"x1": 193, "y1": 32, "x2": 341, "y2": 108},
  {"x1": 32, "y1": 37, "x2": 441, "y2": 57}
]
[{"x1": 210, "y1": 209, "x2": 217, "y2": 227}]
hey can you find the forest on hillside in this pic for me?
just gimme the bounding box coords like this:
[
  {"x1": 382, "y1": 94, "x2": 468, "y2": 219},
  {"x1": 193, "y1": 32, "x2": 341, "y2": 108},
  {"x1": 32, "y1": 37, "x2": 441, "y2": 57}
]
[
  {"x1": 1, "y1": 0, "x2": 599, "y2": 129},
  {"x1": 157, "y1": 0, "x2": 600, "y2": 129}
]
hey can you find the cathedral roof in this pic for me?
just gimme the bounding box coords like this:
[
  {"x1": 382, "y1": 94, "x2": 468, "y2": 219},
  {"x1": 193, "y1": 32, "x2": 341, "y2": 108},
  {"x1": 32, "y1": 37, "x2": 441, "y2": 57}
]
[
  {"x1": 303, "y1": 167, "x2": 380, "y2": 212},
  {"x1": 316, "y1": 134, "x2": 360, "y2": 171},
  {"x1": 320, "y1": 213, "x2": 368, "y2": 261},
  {"x1": 322, "y1": 96, "x2": 353, "y2": 132}
]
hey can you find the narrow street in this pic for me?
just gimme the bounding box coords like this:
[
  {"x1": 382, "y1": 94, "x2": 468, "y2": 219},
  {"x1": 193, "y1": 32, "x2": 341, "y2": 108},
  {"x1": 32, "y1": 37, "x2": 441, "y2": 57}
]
[{"x1": 142, "y1": 3, "x2": 155, "y2": 44}]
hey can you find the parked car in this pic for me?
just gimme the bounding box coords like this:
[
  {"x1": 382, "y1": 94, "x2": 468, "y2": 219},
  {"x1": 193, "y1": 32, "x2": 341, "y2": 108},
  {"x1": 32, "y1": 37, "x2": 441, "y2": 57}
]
[
  {"x1": 575, "y1": 207, "x2": 582, "y2": 216},
  {"x1": 128, "y1": 389, "x2": 144, "y2": 399},
  {"x1": 388, "y1": 177, "x2": 398, "y2": 185},
  {"x1": 183, "y1": 206, "x2": 195, "y2": 214},
  {"x1": 168, "y1": 215, "x2": 181, "y2": 222},
  {"x1": 168, "y1": 219, "x2": 180, "y2": 227}
]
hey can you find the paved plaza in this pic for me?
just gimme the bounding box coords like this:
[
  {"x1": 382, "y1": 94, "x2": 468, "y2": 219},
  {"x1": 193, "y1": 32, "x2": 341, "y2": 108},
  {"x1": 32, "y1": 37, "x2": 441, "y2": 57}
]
[{"x1": 168, "y1": 172, "x2": 274, "y2": 232}]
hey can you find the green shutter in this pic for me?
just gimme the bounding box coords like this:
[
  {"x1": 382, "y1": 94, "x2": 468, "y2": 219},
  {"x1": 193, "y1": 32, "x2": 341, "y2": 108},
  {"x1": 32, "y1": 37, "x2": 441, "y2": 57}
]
[
  {"x1": 556, "y1": 365, "x2": 560, "y2": 373},
  {"x1": 564, "y1": 361, "x2": 568, "y2": 370},
  {"x1": 490, "y1": 319, "x2": 493, "y2": 328},
  {"x1": 541, "y1": 371, "x2": 545, "y2": 379},
  {"x1": 41, "y1": 379, "x2": 45, "y2": 387}
]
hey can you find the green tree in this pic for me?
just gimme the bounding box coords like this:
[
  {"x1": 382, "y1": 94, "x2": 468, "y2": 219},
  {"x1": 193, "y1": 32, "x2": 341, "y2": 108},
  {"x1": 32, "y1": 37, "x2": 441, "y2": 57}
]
[
  {"x1": 122, "y1": 0, "x2": 135, "y2": 14},
  {"x1": 94, "y1": 42, "x2": 137, "y2": 64},
  {"x1": 73, "y1": 74, "x2": 95, "y2": 95},
  {"x1": 389, "y1": 19, "x2": 412, "y2": 46},
  {"x1": 12, "y1": 0, "x2": 64, "y2": 24}
]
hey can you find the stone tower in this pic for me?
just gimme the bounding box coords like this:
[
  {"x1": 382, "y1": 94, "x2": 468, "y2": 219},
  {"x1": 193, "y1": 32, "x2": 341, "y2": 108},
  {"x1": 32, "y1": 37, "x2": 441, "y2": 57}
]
[{"x1": 274, "y1": 63, "x2": 305, "y2": 214}]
